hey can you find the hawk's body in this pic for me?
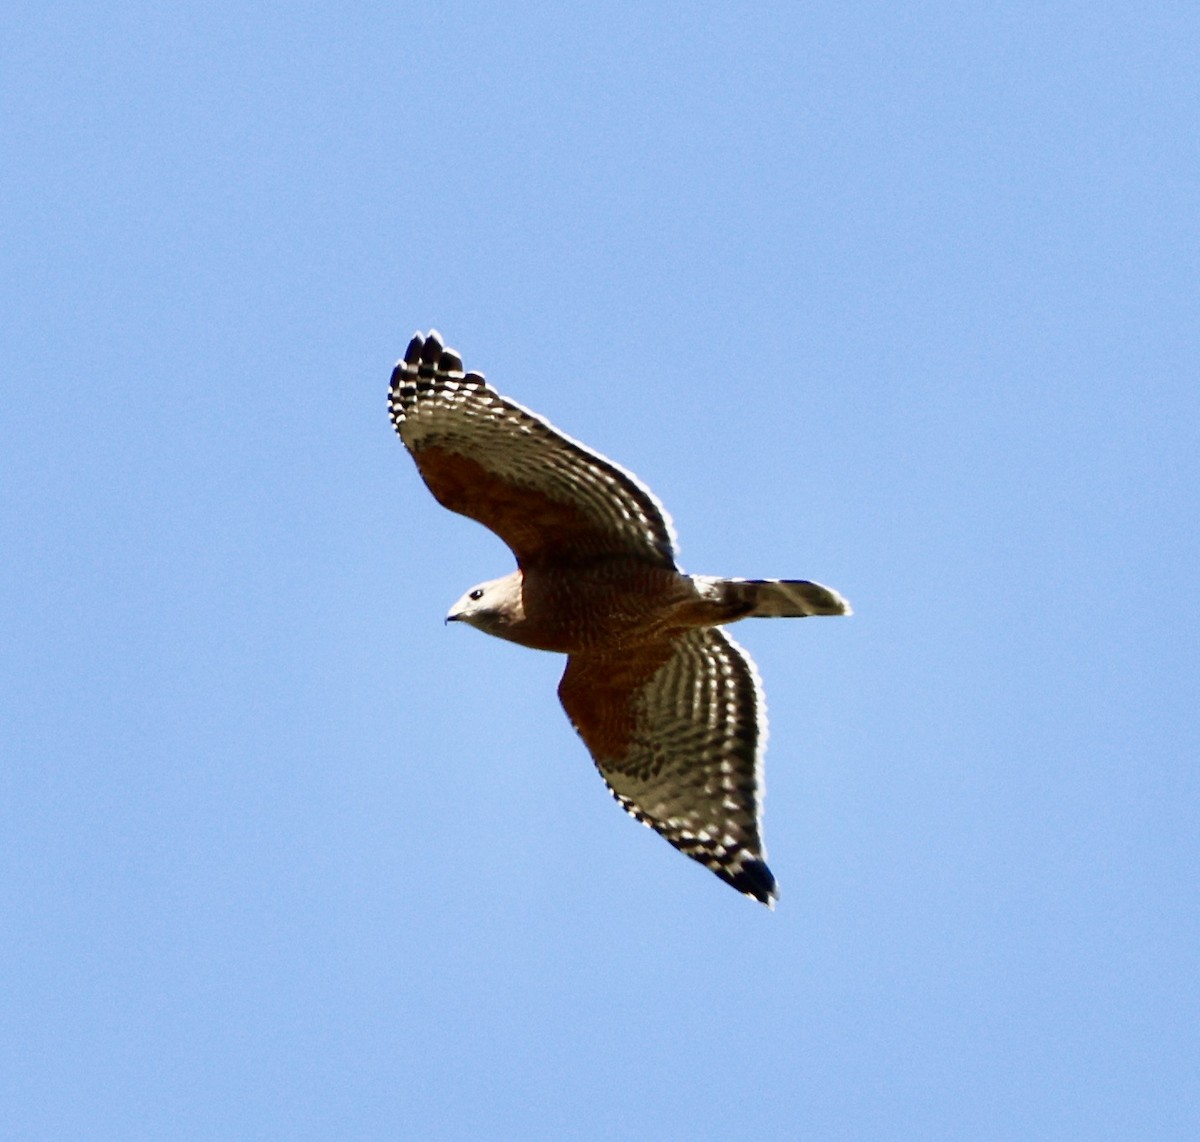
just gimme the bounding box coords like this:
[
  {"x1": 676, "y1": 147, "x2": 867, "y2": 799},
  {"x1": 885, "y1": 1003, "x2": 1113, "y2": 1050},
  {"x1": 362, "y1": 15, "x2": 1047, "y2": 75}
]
[{"x1": 389, "y1": 331, "x2": 849, "y2": 906}]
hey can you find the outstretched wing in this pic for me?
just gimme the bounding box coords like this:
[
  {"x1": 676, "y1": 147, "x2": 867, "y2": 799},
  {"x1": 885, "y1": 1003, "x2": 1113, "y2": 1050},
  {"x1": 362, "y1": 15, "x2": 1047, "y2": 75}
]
[
  {"x1": 558, "y1": 627, "x2": 776, "y2": 906},
  {"x1": 389, "y1": 331, "x2": 678, "y2": 568}
]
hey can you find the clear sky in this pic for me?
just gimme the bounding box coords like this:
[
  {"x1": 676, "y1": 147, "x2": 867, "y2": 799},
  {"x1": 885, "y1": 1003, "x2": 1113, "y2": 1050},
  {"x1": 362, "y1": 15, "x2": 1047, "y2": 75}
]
[{"x1": 4, "y1": 2, "x2": 1198, "y2": 1138}]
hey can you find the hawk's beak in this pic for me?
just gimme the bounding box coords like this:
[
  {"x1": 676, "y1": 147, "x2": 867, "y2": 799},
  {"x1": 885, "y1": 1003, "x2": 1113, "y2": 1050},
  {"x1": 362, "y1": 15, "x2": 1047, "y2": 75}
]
[{"x1": 445, "y1": 611, "x2": 463, "y2": 625}]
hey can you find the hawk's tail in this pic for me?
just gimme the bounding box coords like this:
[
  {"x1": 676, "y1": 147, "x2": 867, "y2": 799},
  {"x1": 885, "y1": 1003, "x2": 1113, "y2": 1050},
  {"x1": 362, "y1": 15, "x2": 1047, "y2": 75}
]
[{"x1": 725, "y1": 578, "x2": 852, "y2": 618}]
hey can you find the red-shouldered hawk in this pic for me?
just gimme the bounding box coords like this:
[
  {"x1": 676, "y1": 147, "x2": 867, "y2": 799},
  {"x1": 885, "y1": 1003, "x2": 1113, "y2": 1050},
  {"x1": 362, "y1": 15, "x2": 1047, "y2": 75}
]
[{"x1": 389, "y1": 331, "x2": 850, "y2": 907}]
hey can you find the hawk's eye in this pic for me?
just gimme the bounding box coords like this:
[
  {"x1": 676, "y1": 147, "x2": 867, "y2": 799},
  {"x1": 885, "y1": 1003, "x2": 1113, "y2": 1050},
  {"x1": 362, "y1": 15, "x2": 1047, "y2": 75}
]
[{"x1": 469, "y1": 588, "x2": 485, "y2": 601}]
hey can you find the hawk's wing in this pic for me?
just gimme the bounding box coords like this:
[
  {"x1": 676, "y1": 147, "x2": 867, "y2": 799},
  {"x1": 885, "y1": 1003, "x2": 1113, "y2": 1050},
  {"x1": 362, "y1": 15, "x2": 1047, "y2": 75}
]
[
  {"x1": 558, "y1": 627, "x2": 776, "y2": 906},
  {"x1": 389, "y1": 331, "x2": 678, "y2": 568}
]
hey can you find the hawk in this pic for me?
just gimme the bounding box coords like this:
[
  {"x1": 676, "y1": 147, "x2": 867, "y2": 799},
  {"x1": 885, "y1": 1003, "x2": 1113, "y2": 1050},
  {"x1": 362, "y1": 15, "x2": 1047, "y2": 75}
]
[{"x1": 389, "y1": 331, "x2": 850, "y2": 906}]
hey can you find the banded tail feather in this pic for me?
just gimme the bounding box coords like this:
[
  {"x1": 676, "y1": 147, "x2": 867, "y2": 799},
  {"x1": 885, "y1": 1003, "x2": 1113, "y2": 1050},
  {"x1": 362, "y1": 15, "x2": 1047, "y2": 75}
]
[{"x1": 725, "y1": 578, "x2": 851, "y2": 619}]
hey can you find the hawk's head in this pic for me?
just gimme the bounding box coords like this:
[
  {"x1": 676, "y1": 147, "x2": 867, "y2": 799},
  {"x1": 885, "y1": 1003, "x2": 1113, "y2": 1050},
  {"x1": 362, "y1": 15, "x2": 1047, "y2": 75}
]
[{"x1": 446, "y1": 572, "x2": 526, "y2": 641}]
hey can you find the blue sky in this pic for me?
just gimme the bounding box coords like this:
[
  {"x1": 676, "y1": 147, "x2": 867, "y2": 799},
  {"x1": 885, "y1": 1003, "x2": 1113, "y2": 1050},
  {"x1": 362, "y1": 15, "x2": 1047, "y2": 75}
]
[{"x1": 4, "y1": 2, "x2": 1198, "y2": 1138}]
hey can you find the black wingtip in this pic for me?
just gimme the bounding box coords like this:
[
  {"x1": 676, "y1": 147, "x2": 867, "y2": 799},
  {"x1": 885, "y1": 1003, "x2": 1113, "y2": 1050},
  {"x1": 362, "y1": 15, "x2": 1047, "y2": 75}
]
[
  {"x1": 419, "y1": 330, "x2": 445, "y2": 366},
  {"x1": 403, "y1": 330, "x2": 466, "y2": 377},
  {"x1": 728, "y1": 859, "x2": 778, "y2": 908},
  {"x1": 404, "y1": 329, "x2": 449, "y2": 368}
]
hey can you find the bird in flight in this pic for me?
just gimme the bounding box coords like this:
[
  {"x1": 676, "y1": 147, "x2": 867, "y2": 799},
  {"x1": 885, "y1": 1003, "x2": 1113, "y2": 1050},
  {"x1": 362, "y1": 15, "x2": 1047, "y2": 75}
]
[{"x1": 389, "y1": 331, "x2": 850, "y2": 906}]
